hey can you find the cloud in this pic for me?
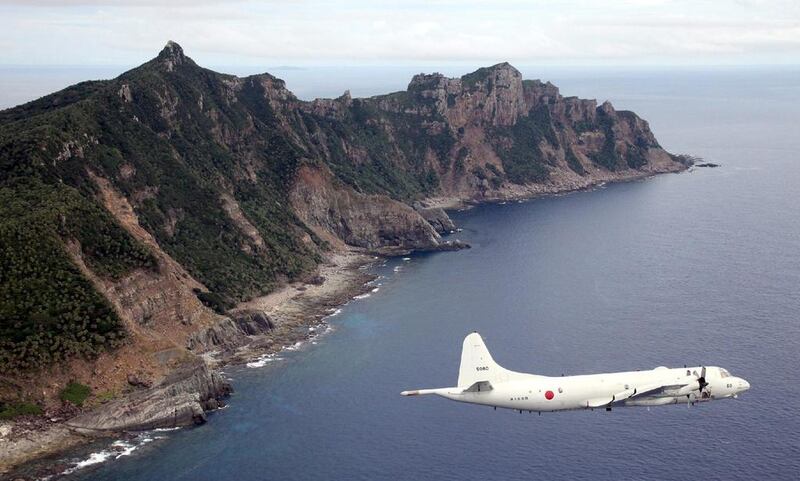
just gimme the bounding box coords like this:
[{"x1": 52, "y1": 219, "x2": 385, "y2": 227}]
[
  {"x1": 0, "y1": 0, "x2": 797, "y2": 66},
  {"x1": 0, "y1": 0, "x2": 251, "y2": 6}
]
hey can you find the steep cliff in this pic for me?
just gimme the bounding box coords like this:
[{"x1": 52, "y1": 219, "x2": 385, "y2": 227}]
[
  {"x1": 0, "y1": 42, "x2": 687, "y2": 416},
  {"x1": 326, "y1": 62, "x2": 686, "y2": 201}
]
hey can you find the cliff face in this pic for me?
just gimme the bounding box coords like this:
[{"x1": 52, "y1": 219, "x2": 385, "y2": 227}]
[
  {"x1": 336, "y1": 62, "x2": 684, "y2": 200},
  {"x1": 0, "y1": 42, "x2": 687, "y2": 416},
  {"x1": 290, "y1": 165, "x2": 442, "y2": 253}
]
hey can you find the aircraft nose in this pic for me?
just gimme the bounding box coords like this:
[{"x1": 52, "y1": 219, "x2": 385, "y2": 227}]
[{"x1": 739, "y1": 379, "x2": 750, "y2": 392}]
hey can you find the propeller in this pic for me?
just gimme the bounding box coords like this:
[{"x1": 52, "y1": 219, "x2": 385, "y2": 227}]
[
  {"x1": 685, "y1": 366, "x2": 709, "y2": 407},
  {"x1": 697, "y1": 366, "x2": 709, "y2": 395}
]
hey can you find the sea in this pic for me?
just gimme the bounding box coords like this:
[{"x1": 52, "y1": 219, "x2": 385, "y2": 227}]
[{"x1": 2, "y1": 65, "x2": 798, "y2": 480}]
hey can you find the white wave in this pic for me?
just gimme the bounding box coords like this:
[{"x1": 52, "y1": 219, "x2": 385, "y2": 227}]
[
  {"x1": 402, "y1": 257, "x2": 411, "y2": 261},
  {"x1": 393, "y1": 266, "x2": 402, "y2": 272},
  {"x1": 59, "y1": 435, "x2": 156, "y2": 476},
  {"x1": 111, "y1": 440, "x2": 137, "y2": 458},
  {"x1": 246, "y1": 354, "x2": 285, "y2": 368},
  {"x1": 353, "y1": 292, "x2": 371, "y2": 300},
  {"x1": 371, "y1": 287, "x2": 380, "y2": 293},
  {"x1": 325, "y1": 308, "x2": 342, "y2": 318},
  {"x1": 285, "y1": 341, "x2": 304, "y2": 351},
  {"x1": 68, "y1": 451, "x2": 114, "y2": 472},
  {"x1": 152, "y1": 427, "x2": 181, "y2": 432}
]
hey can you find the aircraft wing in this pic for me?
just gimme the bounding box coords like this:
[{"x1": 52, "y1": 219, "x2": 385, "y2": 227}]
[{"x1": 585, "y1": 382, "x2": 694, "y2": 408}]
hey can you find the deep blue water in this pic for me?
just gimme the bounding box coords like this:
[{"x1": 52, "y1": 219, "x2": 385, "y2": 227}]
[{"x1": 52, "y1": 68, "x2": 800, "y2": 480}]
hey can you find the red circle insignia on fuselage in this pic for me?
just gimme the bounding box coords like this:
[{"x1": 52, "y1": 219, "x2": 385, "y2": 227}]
[{"x1": 545, "y1": 390, "x2": 555, "y2": 400}]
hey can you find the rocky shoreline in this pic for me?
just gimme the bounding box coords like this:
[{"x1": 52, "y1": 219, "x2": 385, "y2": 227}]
[
  {"x1": 425, "y1": 156, "x2": 689, "y2": 210},
  {"x1": 0, "y1": 164, "x2": 689, "y2": 479},
  {"x1": 0, "y1": 251, "x2": 379, "y2": 479}
]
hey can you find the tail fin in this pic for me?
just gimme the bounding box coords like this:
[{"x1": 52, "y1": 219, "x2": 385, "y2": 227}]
[{"x1": 457, "y1": 332, "x2": 511, "y2": 387}]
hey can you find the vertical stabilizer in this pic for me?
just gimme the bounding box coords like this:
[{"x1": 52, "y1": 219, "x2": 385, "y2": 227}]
[{"x1": 457, "y1": 332, "x2": 511, "y2": 387}]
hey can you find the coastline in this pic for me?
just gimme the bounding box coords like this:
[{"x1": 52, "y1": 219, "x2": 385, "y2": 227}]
[
  {"x1": 0, "y1": 164, "x2": 688, "y2": 478},
  {"x1": 0, "y1": 251, "x2": 379, "y2": 479},
  {"x1": 222, "y1": 250, "x2": 379, "y2": 367},
  {"x1": 425, "y1": 160, "x2": 688, "y2": 210}
]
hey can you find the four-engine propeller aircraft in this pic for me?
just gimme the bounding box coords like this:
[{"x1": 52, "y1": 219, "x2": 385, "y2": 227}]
[{"x1": 401, "y1": 332, "x2": 750, "y2": 412}]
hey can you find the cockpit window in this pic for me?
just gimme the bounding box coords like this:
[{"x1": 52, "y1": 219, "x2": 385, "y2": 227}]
[{"x1": 720, "y1": 368, "x2": 731, "y2": 378}]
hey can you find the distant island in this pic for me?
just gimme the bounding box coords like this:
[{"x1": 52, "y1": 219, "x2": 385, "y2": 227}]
[{"x1": 0, "y1": 41, "x2": 690, "y2": 472}]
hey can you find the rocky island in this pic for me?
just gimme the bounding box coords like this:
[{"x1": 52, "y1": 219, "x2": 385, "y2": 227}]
[{"x1": 0, "y1": 41, "x2": 689, "y2": 473}]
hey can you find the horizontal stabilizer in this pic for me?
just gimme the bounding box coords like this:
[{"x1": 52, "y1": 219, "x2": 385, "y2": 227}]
[
  {"x1": 462, "y1": 381, "x2": 493, "y2": 393},
  {"x1": 400, "y1": 387, "x2": 458, "y2": 396}
]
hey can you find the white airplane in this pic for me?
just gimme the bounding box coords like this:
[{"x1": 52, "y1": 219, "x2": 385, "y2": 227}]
[{"x1": 401, "y1": 332, "x2": 750, "y2": 412}]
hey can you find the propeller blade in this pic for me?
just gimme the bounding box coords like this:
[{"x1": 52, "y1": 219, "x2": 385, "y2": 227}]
[{"x1": 698, "y1": 366, "x2": 708, "y2": 391}]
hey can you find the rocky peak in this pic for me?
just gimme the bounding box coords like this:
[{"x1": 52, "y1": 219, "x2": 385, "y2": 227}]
[
  {"x1": 461, "y1": 62, "x2": 521, "y2": 88},
  {"x1": 396, "y1": 64, "x2": 527, "y2": 126},
  {"x1": 408, "y1": 72, "x2": 447, "y2": 91},
  {"x1": 487, "y1": 61, "x2": 521, "y2": 78},
  {"x1": 338, "y1": 90, "x2": 353, "y2": 104},
  {"x1": 157, "y1": 40, "x2": 195, "y2": 71},
  {"x1": 599, "y1": 100, "x2": 616, "y2": 116},
  {"x1": 448, "y1": 62, "x2": 525, "y2": 127}
]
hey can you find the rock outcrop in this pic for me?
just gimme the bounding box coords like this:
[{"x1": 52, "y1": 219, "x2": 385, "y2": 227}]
[
  {"x1": 290, "y1": 165, "x2": 445, "y2": 253},
  {"x1": 66, "y1": 359, "x2": 230, "y2": 431},
  {"x1": 413, "y1": 202, "x2": 456, "y2": 235},
  {"x1": 186, "y1": 310, "x2": 274, "y2": 352}
]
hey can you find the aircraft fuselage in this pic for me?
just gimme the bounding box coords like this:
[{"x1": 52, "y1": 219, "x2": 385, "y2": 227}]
[
  {"x1": 401, "y1": 333, "x2": 750, "y2": 413},
  {"x1": 435, "y1": 366, "x2": 750, "y2": 412}
]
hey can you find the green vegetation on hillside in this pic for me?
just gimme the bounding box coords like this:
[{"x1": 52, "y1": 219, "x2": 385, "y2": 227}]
[
  {"x1": 0, "y1": 401, "x2": 43, "y2": 419},
  {"x1": 565, "y1": 148, "x2": 587, "y2": 175},
  {"x1": 0, "y1": 180, "x2": 155, "y2": 371},
  {"x1": 589, "y1": 110, "x2": 620, "y2": 170},
  {"x1": 491, "y1": 106, "x2": 558, "y2": 184},
  {"x1": 0, "y1": 45, "x2": 672, "y2": 376},
  {"x1": 60, "y1": 381, "x2": 91, "y2": 406},
  {"x1": 300, "y1": 97, "x2": 450, "y2": 200},
  {"x1": 0, "y1": 50, "x2": 324, "y2": 371},
  {"x1": 461, "y1": 66, "x2": 494, "y2": 89}
]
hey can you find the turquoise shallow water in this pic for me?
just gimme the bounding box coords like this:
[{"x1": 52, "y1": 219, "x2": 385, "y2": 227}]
[{"x1": 42, "y1": 68, "x2": 800, "y2": 481}]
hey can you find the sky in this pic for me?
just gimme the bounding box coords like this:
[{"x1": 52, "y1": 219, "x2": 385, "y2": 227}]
[{"x1": 0, "y1": 0, "x2": 798, "y2": 68}]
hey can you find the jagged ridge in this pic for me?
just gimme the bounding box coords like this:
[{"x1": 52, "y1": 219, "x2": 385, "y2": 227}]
[{"x1": 0, "y1": 42, "x2": 687, "y2": 399}]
